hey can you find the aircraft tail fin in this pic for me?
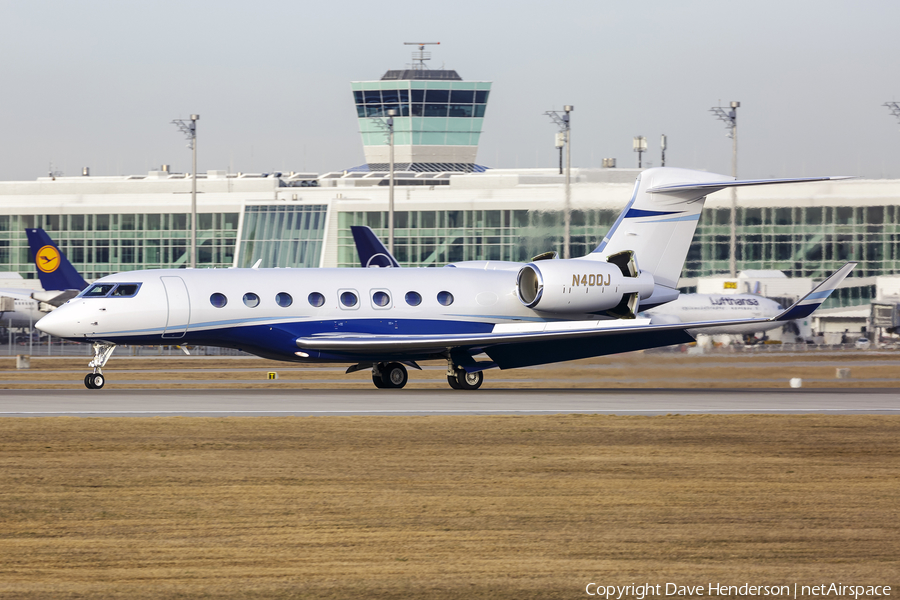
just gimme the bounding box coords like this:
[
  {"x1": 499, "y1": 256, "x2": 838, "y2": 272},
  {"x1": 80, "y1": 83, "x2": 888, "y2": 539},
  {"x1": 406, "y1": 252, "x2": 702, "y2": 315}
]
[
  {"x1": 585, "y1": 168, "x2": 851, "y2": 288},
  {"x1": 25, "y1": 228, "x2": 88, "y2": 291},
  {"x1": 350, "y1": 226, "x2": 400, "y2": 268}
]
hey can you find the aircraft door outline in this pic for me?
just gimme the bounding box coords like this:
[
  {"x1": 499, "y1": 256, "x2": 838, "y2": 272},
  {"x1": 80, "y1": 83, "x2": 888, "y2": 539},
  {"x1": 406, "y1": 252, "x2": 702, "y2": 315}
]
[{"x1": 161, "y1": 276, "x2": 191, "y2": 339}]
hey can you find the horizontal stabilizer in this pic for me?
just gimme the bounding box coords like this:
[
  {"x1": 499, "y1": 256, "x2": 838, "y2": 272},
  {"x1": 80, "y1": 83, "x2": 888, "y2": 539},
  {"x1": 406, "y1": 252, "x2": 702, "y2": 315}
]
[{"x1": 647, "y1": 176, "x2": 854, "y2": 196}]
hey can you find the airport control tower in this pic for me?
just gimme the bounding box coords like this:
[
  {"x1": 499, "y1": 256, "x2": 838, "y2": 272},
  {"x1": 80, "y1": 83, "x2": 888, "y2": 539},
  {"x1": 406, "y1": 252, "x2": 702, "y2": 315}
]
[{"x1": 351, "y1": 43, "x2": 491, "y2": 172}]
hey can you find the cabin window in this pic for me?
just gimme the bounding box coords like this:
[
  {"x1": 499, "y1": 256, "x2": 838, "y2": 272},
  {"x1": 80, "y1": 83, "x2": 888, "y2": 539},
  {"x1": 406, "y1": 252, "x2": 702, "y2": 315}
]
[
  {"x1": 340, "y1": 291, "x2": 358, "y2": 308},
  {"x1": 308, "y1": 292, "x2": 325, "y2": 307},
  {"x1": 210, "y1": 293, "x2": 227, "y2": 308},
  {"x1": 275, "y1": 292, "x2": 293, "y2": 308},
  {"x1": 405, "y1": 291, "x2": 422, "y2": 306},
  {"x1": 243, "y1": 293, "x2": 260, "y2": 308},
  {"x1": 437, "y1": 291, "x2": 454, "y2": 306},
  {"x1": 372, "y1": 291, "x2": 390, "y2": 308}
]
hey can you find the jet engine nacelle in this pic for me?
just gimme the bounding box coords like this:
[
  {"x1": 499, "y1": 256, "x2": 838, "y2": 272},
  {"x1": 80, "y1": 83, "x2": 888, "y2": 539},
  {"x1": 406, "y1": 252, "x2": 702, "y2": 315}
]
[{"x1": 516, "y1": 259, "x2": 655, "y2": 316}]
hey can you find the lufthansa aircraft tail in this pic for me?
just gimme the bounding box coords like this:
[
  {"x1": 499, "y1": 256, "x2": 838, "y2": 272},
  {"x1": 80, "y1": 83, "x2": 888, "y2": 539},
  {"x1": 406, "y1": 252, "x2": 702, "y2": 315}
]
[
  {"x1": 350, "y1": 226, "x2": 400, "y2": 268},
  {"x1": 585, "y1": 168, "x2": 851, "y2": 290},
  {"x1": 25, "y1": 228, "x2": 89, "y2": 293}
]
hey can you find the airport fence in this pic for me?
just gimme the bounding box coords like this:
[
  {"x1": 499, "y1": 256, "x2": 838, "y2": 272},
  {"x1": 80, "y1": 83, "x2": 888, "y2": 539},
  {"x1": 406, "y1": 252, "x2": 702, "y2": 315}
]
[{"x1": 0, "y1": 330, "x2": 250, "y2": 358}]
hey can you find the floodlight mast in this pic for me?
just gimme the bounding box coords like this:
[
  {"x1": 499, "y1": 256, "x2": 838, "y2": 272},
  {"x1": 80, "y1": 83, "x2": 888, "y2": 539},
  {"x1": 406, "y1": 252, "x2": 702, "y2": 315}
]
[
  {"x1": 545, "y1": 106, "x2": 574, "y2": 258},
  {"x1": 661, "y1": 134, "x2": 667, "y2": 167},
  {"x1": 171, "y1": 114, "x2": 199, "y2": 268},
  {"x1": 370, "y1": 109, "x2": 400, "y2": 254},
  {"x1": 633, "y1": 136, "x2": 647, "y2": 168},
  {"x1": 710, "y1": 101, "x2": 740, "y2": 277},
  {"x1": 884, "y1": 102, "x2": 900, "y2": 128}
]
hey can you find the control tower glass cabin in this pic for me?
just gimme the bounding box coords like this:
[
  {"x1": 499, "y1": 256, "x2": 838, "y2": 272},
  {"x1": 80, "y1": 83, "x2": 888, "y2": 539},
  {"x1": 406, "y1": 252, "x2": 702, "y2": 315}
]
[{"x1": 352, "y1": 69, "x2": 491, "y2": 172}]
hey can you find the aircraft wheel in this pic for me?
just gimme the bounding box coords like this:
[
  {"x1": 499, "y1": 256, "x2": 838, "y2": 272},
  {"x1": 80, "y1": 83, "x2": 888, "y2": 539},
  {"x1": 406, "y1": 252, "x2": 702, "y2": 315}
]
[
  {"x1": 84, "y1": 374, "x2": 95, "y2": 389},
  {"x1": 382, "y1": 362, "x2": 408, "y2": 389},
  {"x1": 372, "y1": 373, "x2": 387, "y2": 389},
  {"x1": 447, "y1": 375, "x2": 462, "y2": 389},
  {"x1": 88, "y1": 373, "x2": 105, "y2": 390},
  {"x1": 456, "y1": 370, "x2": 483, "y2": 390}
]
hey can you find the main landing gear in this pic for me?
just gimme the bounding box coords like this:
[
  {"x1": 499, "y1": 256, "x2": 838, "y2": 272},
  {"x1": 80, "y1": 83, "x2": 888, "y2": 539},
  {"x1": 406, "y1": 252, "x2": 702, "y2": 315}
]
[
  {"x1": 371, "y1": 362, "x2": 409, "y2": 389},
  {"x1": 84, "y1": 342, "x2": 116, "y2": 390},
  {"x1": 447, "y1": 360, "x2": 484, "y2": 390},
  {"x1": 362, "y1": 360, "x2": 485, "y2": 390}
]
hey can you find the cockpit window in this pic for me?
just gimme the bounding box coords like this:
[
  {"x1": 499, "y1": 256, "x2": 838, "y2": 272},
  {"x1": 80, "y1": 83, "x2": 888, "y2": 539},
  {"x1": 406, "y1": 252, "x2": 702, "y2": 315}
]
[
  {"x1": 110, "y1": 284, "x2": 140, "y2": 297},
  {"x1": 83, "y1": 284, "x2": 115, "y2": 297},
  {"x1": 80, "y1": 283, "x2": 141, "y2": 298}
]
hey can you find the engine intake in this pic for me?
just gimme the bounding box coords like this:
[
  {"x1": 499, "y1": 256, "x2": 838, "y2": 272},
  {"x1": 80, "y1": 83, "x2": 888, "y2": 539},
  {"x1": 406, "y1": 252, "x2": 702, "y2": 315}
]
[{"x1": 515, "y1": 258, "x2": 654, "y2": 315}]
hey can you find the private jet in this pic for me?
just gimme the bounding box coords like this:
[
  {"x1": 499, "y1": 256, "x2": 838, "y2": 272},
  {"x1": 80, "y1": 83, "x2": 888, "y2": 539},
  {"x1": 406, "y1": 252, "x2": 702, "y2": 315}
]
[{"x1": 35, "y1": 167, "x2": 855, "y2": 390}]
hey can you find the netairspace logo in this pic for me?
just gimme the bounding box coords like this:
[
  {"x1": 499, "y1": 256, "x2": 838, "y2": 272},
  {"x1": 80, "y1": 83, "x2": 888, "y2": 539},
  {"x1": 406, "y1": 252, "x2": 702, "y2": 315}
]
[{"x1": 584, "y1": 583, "x2": 892, "y2": 599}]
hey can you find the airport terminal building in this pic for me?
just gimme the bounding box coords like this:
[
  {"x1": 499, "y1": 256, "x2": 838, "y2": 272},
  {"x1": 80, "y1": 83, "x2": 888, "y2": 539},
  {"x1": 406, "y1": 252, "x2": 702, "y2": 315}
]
[{"x1": 1, "y1": 55, "x2": 897, "y2": 313}]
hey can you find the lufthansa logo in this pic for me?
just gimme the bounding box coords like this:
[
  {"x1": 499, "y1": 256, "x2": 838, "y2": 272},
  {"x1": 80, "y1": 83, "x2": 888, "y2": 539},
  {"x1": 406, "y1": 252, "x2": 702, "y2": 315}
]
[
  {"x1": 572, "y1": 274, "x2": 611, "y2": 287},
  {"x1": 36, "y1": 245, "x2": 61, "y2": 273}
]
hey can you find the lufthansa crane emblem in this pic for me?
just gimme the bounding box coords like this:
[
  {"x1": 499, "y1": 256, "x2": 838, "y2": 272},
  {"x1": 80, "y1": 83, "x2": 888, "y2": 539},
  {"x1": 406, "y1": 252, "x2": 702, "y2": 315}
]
[{"x1": 36, "y1": 245, "x2": 61, "y2": 273}]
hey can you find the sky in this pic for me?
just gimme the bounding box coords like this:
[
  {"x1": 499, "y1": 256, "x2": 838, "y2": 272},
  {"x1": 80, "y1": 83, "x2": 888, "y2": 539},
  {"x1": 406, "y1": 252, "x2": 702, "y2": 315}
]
[{"x1": 2, "y1": 0, "x2": 899, "y2": 181}]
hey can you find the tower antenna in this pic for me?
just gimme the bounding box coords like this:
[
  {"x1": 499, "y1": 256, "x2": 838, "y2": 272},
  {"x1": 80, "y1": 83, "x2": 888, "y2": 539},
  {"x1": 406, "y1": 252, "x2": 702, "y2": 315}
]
[{"x1": 403, "y1": 42, "x2": 440, "y2": 70}]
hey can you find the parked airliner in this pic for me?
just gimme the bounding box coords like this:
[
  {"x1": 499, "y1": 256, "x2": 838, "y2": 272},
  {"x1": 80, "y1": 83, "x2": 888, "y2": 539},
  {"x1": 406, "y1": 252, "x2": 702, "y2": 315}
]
[
  {"x1": 644, "y1": 293, "x2": 785, "y2": 336},
  {"x1": 0, "y1": 229, "x2": 88, "y2": 327},
  {"x1": 35, "y1": 167, "x2": 855, "y2": 390}
]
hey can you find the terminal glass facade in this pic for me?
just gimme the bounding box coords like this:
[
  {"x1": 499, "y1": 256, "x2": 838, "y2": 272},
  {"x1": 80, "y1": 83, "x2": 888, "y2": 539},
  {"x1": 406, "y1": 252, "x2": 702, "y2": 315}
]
[
  {"x1": 0, "y1": 212, "x2": 238, "y2": 280},
  {"x1": 236, "y1": 204, "x2": 328, "y2": 268}
]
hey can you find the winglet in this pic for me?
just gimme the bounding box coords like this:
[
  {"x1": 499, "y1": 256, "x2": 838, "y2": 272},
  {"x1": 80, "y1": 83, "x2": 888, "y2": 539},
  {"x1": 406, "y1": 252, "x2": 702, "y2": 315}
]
[{"x1": 773, "y1": 262, "x2": 857, "y2": 322}]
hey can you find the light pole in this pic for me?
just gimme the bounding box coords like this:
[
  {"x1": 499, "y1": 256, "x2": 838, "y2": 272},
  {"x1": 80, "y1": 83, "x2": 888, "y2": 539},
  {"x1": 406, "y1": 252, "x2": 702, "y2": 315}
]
[
  {"x1": 633, "y1": 136, "x2": 647, "y2": 168},
  {"x1": 172, "y1": 114, "x2": 199, "y2": 268},
  {"x1": 369, "y1": 109, "x2": 399, "y2": 254},
  {"x1": 387, "y1": 108, "x2": 397, "y2": 254},
  {"x1": 545, "y1": 105, "x2": 573, "y2": 258},
  {"x1": 661, "y1": 134, "x2": 667, "y2": 167},
  {"x1": 710, "y1": 101, "x2": 740, "y2": 277}
]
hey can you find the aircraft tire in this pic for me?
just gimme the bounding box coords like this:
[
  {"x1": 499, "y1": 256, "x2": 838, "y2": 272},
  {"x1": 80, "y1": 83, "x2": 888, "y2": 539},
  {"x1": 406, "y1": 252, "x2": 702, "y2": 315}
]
[
  {"x1": 456, "y1": 370, "x2": 483, "y2": 390},
  {"x1": 447, "y1": 375, "x2": 462, "y2": 389},
  {"x1": 84, "y1": 374, "x2": 95, "y2": 389},
  {"x1": 89, "y1": 374, "x2": 105, "y2": 390},
  {"x1": 372, "y1": 373, "x2": 387, "y2": 389},
  {"x1": 383, "y1": 362, "x2": 408, "y2": 389}
]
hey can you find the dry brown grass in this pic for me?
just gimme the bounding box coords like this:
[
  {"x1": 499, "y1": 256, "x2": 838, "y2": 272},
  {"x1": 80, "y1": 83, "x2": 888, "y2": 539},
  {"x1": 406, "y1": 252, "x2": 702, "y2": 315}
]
[{"x1": 0, "y1": 415, "x2": 897, "y2": 599}]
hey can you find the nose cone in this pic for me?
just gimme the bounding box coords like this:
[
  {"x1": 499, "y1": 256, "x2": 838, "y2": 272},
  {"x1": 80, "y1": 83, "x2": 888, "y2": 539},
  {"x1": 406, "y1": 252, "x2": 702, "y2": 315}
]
[{"x1": 35, "y1": 309, "x2": 71, "y2": 338}]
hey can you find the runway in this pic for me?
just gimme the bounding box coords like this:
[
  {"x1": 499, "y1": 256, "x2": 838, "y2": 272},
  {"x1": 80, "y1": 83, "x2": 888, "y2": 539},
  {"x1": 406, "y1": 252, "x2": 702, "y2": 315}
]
[{"x1": 2, "y1": 388, "x2": 899, "y2": 417}]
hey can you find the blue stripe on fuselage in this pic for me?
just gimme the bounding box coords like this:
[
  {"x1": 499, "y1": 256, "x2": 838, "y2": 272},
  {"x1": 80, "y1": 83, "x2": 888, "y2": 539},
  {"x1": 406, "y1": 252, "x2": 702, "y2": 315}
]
[{"x1": 64, "y1": 318, "x2": 497, "y2": 361}]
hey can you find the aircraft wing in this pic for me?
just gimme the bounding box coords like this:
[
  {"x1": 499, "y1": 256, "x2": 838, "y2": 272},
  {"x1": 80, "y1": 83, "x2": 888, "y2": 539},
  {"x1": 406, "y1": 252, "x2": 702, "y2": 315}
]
[
  {"x1": 32, "y1": 289, "x2": 81, "y2": 307},
  {"x1": 297, "y1": 263, "x2": 856, "y2": 369}
]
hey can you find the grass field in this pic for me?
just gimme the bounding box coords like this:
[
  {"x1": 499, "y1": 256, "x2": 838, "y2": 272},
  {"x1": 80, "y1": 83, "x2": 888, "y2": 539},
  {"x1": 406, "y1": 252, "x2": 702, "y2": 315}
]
[{"x1": 0, "y1": 414, "x2": 897, "y2": 598}]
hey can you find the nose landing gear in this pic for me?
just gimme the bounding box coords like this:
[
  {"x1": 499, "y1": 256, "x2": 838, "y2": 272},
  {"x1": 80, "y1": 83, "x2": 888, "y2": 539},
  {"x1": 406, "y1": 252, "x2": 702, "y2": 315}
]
[{"x1": 84, "y1": 342, "x2": 116, "y2": 390}]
